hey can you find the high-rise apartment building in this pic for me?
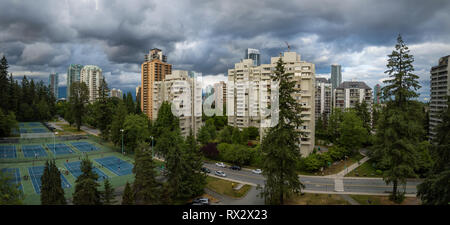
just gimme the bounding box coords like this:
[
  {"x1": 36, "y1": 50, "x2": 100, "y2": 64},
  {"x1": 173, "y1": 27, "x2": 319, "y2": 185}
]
[
  {"x1": 67, "y1": 64, "x2": 83, "y2": 99},
  {"x1": 49, "y1": 73, "x2": 58, "y2": 99},
  {"x1": 80, "y1": 65, "x2": 103, "y2": 102},
  {"x1": 213, "y1": 81, "x2": 227, "y2": 115},
  {"x1": 334, "y1": 81, "x2": 373, "y2": 112},
  {"x1": 315, "y1": 77, "x2": 332, "y2": 121},
  {"x1": 228, "y1": 51, "x2": 315, "y2": 156},
  {"x1": 429, "y1": 55, "x2": 450, "y2": 141},
  {"x1": 373, "y1": 84, "x2": 381, "y2": 104},
  {"x1": 136, "y1": 85, "x2": 141, "y2": 101},
  {"x1": 153, "y1": 70, "x2": 202, "y2": 137},
  {"x1": 110, "y1": 88, "x2": 123, "y2": 99},
  {"x1": 331, "y1": 64, "x2": 342, "y2": 90},
  {"x1": 245, "y1": 48, "x2": 261, "y2": 66},
  {"x1": 141, "y1": 49, "x2": 172, "y2": 120}
]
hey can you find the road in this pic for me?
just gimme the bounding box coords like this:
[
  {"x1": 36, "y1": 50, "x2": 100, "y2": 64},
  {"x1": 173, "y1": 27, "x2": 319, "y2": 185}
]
[{"x1": 204, "y1": 163, "x2": 421, "y2": 196}]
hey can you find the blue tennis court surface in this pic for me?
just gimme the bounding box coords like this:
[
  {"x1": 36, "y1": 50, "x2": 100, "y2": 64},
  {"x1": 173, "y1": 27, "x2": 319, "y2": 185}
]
[
  {"x1": 22, "y1": 145, "x2": 48, "y2": 158},
  {"x1": 65, "y1": 161, "x2": 109, "y2": 182},
  {"x1": 1, "y1": 168, "x2": 22, "y2": 190},
  {"x1": 95, "y1": 156, "x2": 133, "y2": 176},
  {"x1": 31, "y1": 128, "x2": 49, "y2": 133},
  {"x1": 70, "y1": 142, "x2": 99, "y2": 152},
  {"x1": 19, "y1": 128, "x2": 29, "y2": 133},
  {"x1": 47, "y1": 143, "x2": 75, "y2": 155},
  {"x1": 0, "y1": 145, "x2": 16, "y2": 158},
  {"x1": 28, "y1": 166, "x2": 71, "y2": 194}
]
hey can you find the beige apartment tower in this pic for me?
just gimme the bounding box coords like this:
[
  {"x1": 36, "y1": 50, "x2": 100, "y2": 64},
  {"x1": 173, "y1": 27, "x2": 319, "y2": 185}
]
[
  {"x1": 80, "y1": 65, "x2": 102, "y2": 102},
  {"x1": 141, "y1": 48, "x2": 172, "y2": 120},
  {"x1": 429, "y1": 55, "x2": 450, "y2": 141},
  {"x1": 227, "y1": 51, "x2": 316, "y2": 156}
]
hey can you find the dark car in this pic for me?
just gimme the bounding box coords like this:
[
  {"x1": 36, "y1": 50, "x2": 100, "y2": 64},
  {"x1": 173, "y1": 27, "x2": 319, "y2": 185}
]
[
  {"x1": 201, "y1": 167, "x2": 211, "y2": 173},
  {"x1": 229, "y1": 165, "x2": 241, "y2": 170}
]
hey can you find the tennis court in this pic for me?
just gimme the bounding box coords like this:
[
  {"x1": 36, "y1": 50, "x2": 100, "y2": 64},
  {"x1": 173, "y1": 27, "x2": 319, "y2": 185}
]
[
  {"x1": 22, "y1": 145, "x2": 48, "y2": 158},
  {"x1": 19, "y1": 128, "x2": 29, "y2": 133},
  {"x1": 65, "y1": 161, "x2": 109, "y2": 182},
  {"x1": 31, "y1": 128, "x2": 49, "y2": 133},
  {"x1": 0, "y1": 145, "x2": 17, "y2": 158},
  {"x1": 46, "y1": 143, "x2": 75, "y2": 155},
  {"x1": 1, "y1": 168, "x2": 22, "y2": 190},
  {"x1": 94, "y1": 156, "x2": 133, "y2": 176},
  {"x1": 70, "y1": 142, "x2": 99, "y2": 152},
  {"x1": 28, "y1": 166, "x2": 71, "y2": 194}
]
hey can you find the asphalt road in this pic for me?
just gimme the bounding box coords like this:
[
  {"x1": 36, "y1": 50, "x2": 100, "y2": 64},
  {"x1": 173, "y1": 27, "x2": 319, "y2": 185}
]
[{"x1": 204, "y1": 162, "x2": 421, "y2": 195}]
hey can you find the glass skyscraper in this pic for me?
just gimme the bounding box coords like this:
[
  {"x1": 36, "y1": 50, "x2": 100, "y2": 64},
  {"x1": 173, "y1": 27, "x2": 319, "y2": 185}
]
[
  {"x1": 67, "y1": 64, "x2": 83, "y2": 99},
  {"x1": 245, "y1": 48, "x2": 260, "y2": 66},
  {"x1": 331, "y1": 64, "x2": 342, "y2": 90}
]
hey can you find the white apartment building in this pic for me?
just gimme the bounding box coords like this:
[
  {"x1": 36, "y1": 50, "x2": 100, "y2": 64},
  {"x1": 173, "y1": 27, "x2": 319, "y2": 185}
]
[
  {"x1": 110, "y1": 88, "x2": 123, "y2": 99},
  {"x1": 152, "y1": 70, "x2": 202, "y2": 137},
  {"x1": 315, "y1": 77, "x2": 332, "y2": 121},
  {"x1": 213, "y1": 81, "x2": 227, "y2": 116},
  {"x1": 334, "y1": 81, "x2": 373, "y2": 112},
  {"x1": 429, "y1": 55, "x2": 450, "y2": 142},
  {"x1": 80, "y1": 65, "x2": 102, "y2": 102},
  {"x1": 227, "y1": 51, "x2": 316, "y2": 156}
]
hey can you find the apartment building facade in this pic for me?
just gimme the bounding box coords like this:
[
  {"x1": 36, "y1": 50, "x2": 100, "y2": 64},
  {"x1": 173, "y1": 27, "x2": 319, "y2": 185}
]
[
  {"x1": 80, "y1": 65, "x2": 102, "y2": 102},
  {"x1": 152, "y1": 70, "x2": 202, "y2": 137},
  {"x1": 141, "y1": 49, "x2": 172, "y2": 120},
  {"x1": 110, "y1": 88, "x2": 123, "y2": 99},
  {"x1": 66, "y1": 64, "x2": 83, "y2": 99},
  {"x1": 315, "y1": 77, "x2": 332, "y2": 121},
  {"x1": 334, "y1": 81, "x2": 373, "y2": 112},
  {"x1": 49, "y1": 73, "x2": 58, "y2": 99},
  {"x1": 213, "y1": 81, "x2": 227, "y2": 115},
  {"x1": 429, "y1": 55, "x2": 450, "y2": 141},
  {"x1": 227, "y1": 51, "x2": 316, "y2": 156}
]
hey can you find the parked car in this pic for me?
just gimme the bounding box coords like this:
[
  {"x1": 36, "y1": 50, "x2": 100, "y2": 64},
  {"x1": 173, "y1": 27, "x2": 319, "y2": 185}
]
[
  {"x1": 215, "y1": 162, "x2": 226, "y2": 168},
  {"x1": 192, "y1": 198, "x2": 209, "y2": 205},
  {"x1": 252, "y1": 169, "x2": 262, "y2": 174},
  {"x1": 201, "y1": 167, "x2": 211, "y2": 173},
  {"x1": 215, "y1": 170, "x2": 226, "y2": 177},
  {"x1": 229, "y1": 165, "x2": 241, "y2": 170}
]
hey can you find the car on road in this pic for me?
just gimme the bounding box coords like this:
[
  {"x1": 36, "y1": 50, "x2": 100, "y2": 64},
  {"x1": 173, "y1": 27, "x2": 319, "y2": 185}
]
[
  {"x1": 192, "y1": 198, "x2": 209, "y2": 205},
  {"x1": 215, "y1": 170, "x2": 226, "y2": 177},
  {"x1": 252, "y1": 169, "x2": 262, "y2": 174},
  {"x1": 229, "y1": 165, "x2": 241, "y2": 170},
  {"x1": 201, "y1": 167, "x2": 211, "y2": 173},
  {"x1": 215, "y1": 162, "x2": 226, "y2": 168}
]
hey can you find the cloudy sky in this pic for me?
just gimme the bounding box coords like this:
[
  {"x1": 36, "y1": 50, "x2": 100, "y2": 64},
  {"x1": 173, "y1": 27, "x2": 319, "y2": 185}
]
[{"x1": 1, "y1": 0, "x2": 449, "y2": 100}]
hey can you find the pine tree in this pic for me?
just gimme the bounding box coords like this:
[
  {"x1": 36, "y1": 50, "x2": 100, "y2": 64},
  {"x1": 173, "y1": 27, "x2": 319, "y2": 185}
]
[
  {"x1": 373, "y1": 34, "x2": 423, "y2": 203},
  {"x1": 40, "y1": 161, "x2": 51, "y2": 204},
  {"x1": 126, "y1": 92, "x2": 135, "y2": 114},
  {"x1": 259, "y1": 57, "x2": 305, "y2": 205},
  {"x1": 96, "y1": 78, "x2": 112, "y2": 140},
  {"x1": 179, "y1": 130, "x2": 206, "y2": 199},
  {"x1": 121, "y1": 181, "x2": 134, "y2": 205},
  {"x1": 0, "y1": 56, "x2": 10, "y2": 111},
  {"x1": 69, "y1": 82, "x2": 89, "y2": 131},
  {"x1": 101, "y1": 179, "x2": 116, "y2": 205},
  {"x1": 132, "y1": 142, "x2": 160, "y2": 204},
  {"x1": 40, "y1": 160, "x2": 66, "y2": 205},
  {"x1": 72, "y1": 157, "x2": 102, "y2": 205},
  {"x1": 110, "y1": 102, "x2": 128, "y2": 146}
]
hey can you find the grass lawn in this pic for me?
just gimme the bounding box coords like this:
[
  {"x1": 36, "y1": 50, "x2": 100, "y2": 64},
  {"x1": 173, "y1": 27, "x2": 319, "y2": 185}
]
[
  {"x1": 350, "y1": 195, "x2": 421, "y2": 205},
  {"x1": 58, "y1": 124, "x2": 86, "y2": 135},
  {"x1": 315, "y1": 153, "x2": 365, "y2": 176},
  {"x1": 346, "y1": 159, "x2": 382, "y2": 177},
  {"x1": 285, "y1": 193, "x2": 350, "y2": 205},
  {"x1": 206, "y1": 176, "x2": 251, "y2": 198}
]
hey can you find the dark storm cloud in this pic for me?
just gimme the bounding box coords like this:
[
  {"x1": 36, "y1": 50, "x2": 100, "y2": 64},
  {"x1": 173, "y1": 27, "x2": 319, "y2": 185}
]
[{"x1": 0, "y1": 0, "x2": 449, "y2": 100}]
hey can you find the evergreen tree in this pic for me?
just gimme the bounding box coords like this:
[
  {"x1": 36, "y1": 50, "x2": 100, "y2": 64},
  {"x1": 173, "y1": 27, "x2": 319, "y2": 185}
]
[
  {"x1": 121, "y1": 181, "x2": 134, "y2": 205},
  {"x1": 179, "y1": 130, "x2": 206, "y2": 199},
  {"x1": 132, "y1": 142, "x2": 160, "y2": 204},
  {"x1": 353, "y1": 101, "x2": 372, "y2": 132},
  {"x1": 417, "y1": 97, "x2": 450, "y2": 205},
  {"x1": 372, "y1": 35, "x2": 423, "y2": 203},
  {"x1": 69, "y1": 82, "x2": 89, "y2": 131},
  {"x1": 218, "y1": 126, "x2": 233, "y2": 144},
  {"x1": 110, "y1": 102, "x2": 128, "y2": 146},
  {"x1": 0, "y1": 56, "x2": 10, "y2": 111},
  {"x1": 231, "y1": 127, "x2": 241, "y2": 144},
  {"x1": 96, "y1": 78, "x2": 112, "y2": 140},
  {"x1": 72, "y1": 157, "x2": 102, "y2": 205},
  {"x1": 338, "y1": 111, "x2": 367, "y2": 153},
  {"x1": 197, "y1": 125, "x2": 211, "y2": 146},
  {"x1": 40, "y1": 160, "x2": 66, "y2": 205},
  {"x1": 123, "y1": 114, "x2": 149, "y2": 153},
  {"x1": 259, "y1": 57, "x2": 305, "y2": 205},
  {"x1": 126, "y1": 92, "x2": 135, "y2": 114},
  {"x1": 101, "y1": 179, "x2": 116, "y2": 205}
]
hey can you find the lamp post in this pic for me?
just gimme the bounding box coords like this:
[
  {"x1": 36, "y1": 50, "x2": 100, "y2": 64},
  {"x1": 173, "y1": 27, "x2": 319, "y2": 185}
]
[
  {"x1": 54, "y1": 131, "x2": 58, "y2": 159},
  {"x1": 120, "y1": 129, "x2": 124, "y2": 155}
]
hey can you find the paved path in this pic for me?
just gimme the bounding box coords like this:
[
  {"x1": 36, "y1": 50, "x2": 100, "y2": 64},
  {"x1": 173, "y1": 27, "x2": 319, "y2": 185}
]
[{"x1": 206, "y1": 186, "x2": 264, "y2": 205}]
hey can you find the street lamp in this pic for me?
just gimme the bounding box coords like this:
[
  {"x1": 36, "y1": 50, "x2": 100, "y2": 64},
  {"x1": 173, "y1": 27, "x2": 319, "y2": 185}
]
[
  {"x1": 54, "y1": 131, "x2": 58, "y2": 159},
  {"x1": 120, "y1": 129, "x2": 124, "y2": 155}
]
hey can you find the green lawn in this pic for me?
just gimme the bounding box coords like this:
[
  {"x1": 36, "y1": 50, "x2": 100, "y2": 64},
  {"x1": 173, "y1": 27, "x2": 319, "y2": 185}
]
[
  {"x1": 346, "y1": 159, "x2": 381, "y2": 177},
  {"x1": 350, "y1": 195, "x2": 420, "y2": 205},
  {"x1": 206, "y1": 176, "x2": 251, "y2": 198},
  {"x1": 286, "y1": 193, "x2": 350, "y2": 205}
]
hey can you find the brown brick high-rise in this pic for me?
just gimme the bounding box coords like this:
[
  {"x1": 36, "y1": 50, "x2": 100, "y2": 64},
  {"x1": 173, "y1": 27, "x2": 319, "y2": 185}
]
[{"x1": 141, "y1": 48, "x2": 172, "y2": 120}]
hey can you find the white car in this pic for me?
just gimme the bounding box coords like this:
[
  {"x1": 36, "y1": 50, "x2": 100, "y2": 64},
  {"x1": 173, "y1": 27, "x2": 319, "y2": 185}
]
[
  {"x1": 215, "y1": 162, "x2": 226, "y2": 168},
  {"x1": 252, "y1": 169, "x2": 262, "y2": 174},
  {"x1": 215, "y1": 170, "x2": 226, "y2": 177}
]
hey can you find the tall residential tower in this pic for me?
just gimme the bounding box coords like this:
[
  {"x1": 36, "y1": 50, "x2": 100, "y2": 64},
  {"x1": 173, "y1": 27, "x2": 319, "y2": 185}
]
[
  {"x1": 66, "y1": 64, "x2": 83, "y2": 99},
  {"x1": 49, "y1": 73, "x2": 58, "y2": 99},
  {"x1": 429, "y1": 55, "x2": 450, "y2": 142}
]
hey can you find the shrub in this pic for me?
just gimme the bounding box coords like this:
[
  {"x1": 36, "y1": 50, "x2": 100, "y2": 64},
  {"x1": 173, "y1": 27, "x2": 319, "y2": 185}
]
[
  {"x1": 200, "y1": 143, "x2": 219, "y2": 159},
  {"x1": 303, "y1": 153, "x2": 323, "y2": 172},
  {"x1": 375, "y1": 170, "x2": 383, "y2": 175}
]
